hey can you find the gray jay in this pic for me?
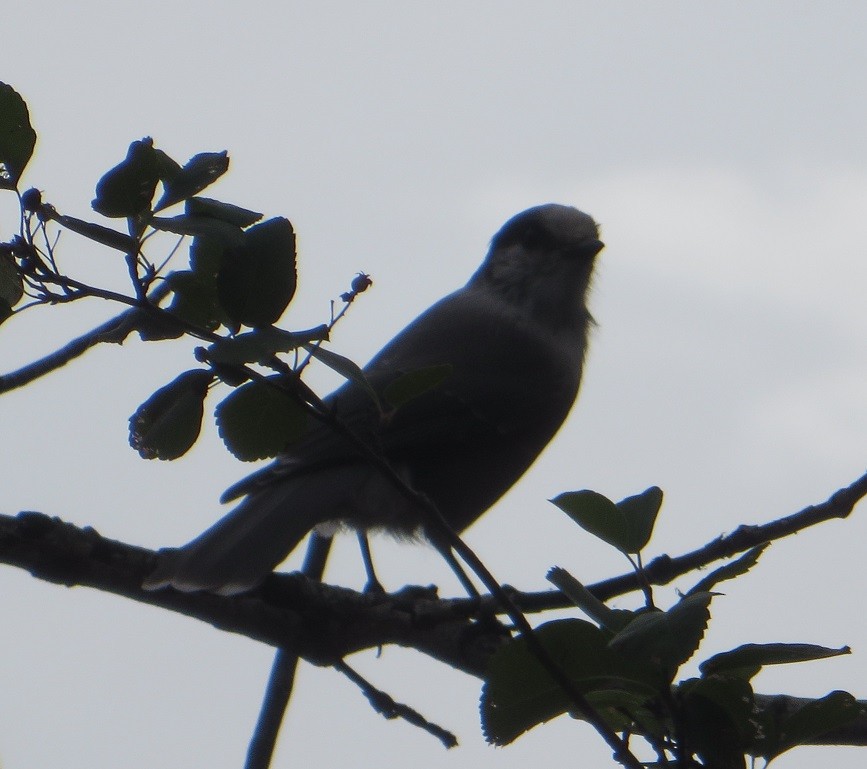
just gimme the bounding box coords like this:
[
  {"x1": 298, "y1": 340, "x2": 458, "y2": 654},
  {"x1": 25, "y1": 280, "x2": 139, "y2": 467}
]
[{"x1": 143, "y1": 203, "x2": 603, "y2": 595}]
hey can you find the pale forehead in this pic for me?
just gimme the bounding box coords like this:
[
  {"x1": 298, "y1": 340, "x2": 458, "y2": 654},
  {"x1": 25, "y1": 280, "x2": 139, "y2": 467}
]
[
  {"x1": 494, "y1": 204, "x2": 599, "y2": 247},
  {"x1": 532, "y1": 204, "x2": 598, "y2": 241}
]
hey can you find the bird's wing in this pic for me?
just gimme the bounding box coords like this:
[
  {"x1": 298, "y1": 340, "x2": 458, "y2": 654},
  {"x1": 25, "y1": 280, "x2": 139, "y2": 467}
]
[{"x1": 221, "y1": 286, "x2": 580, "y2": 503}]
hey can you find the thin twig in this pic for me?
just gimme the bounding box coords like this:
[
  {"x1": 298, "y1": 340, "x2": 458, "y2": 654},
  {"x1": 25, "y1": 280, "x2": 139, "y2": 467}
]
[
  {"x1": 0, "y1": 282, "x2": 172, "y2": 394},
  {"x1": 489, "y1": 470, "x2": 867, "y2": 616},
  {"x1": 296, "y1": 272, "x2": 371, "y2": 375},
  {"x1": 334, "y1": 659, "x2": 458, "y2": 748}
]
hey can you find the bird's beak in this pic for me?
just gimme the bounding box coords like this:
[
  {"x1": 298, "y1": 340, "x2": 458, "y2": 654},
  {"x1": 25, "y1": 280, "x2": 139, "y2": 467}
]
[{"x1": 569, "y1": 239, "x2": 605, "y2": 259}]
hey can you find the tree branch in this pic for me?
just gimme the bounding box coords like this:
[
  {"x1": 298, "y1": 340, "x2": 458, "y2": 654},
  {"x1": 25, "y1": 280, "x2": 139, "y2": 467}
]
[
  {"x1": 0, "y1": 510, "x2": 496, "y2": 673},
  {"x1": 2, "y1": 469, "x2": 866, "y2": 749},
  {"x1": 0, "y1": 282, "x2": 172, "y2": 394},
  {"x1": 334, "y1": 658, "x2": 458, "y2": 748},
  {"x1": 245, "y1": 534, "x2": 333, "y2": 769},
  {"x1": 3, "y1": 471, "x2": 865, "y2": 666},
  {"x1": 496, "y1": 470, "x2": 867, "y2": 615}
]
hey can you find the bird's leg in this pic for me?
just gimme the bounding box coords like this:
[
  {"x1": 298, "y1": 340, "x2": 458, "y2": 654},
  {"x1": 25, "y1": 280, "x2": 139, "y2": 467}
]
[
  {"x1": 433, "y1": 541, "x2": 481, "y2": 598},
  {"x1": 429, "y1": 538, "x2": 513, "y2": 640},
  {"x1": 357, "y1": 532, "x2": 386, "y2": 593}
]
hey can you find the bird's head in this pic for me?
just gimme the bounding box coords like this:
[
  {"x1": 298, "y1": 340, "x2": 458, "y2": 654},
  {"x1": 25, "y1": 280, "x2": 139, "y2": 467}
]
[{"x1": 468, "y1": 204, "x2": 604, "y2": 330}]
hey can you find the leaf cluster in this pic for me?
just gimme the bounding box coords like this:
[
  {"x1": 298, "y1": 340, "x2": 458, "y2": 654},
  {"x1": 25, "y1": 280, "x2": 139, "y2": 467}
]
[
  {"x1": 0, "y1": 82, "x2": 379, "y2": 464},
  {"x1": 482, "y1": 488, "x2": 858, "y2": 766}
]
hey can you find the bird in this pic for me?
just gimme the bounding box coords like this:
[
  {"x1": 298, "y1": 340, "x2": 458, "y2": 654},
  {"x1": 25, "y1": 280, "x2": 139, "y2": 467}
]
[{"x1": 143, "y1": 203, "x2": 604, "y2": 595}]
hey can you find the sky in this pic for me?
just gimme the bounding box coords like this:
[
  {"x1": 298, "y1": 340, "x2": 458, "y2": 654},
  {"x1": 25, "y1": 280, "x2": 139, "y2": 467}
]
[{"x1": 1, "y1": 2, "x2": 866, "y2": 768}]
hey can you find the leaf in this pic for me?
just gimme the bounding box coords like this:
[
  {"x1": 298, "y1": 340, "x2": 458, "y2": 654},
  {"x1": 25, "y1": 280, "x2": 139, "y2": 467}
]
[
  {"x1": 134, "y1": 310, "x2": 185, "y2": 342},
  {"x1": 609, "y1": 592, "x2": 714, "y2": 679},
  {"x1": 0, "y1": 252, "x2": 24, "y2": 308},
  {"x1": 383, "y1": 364, "x2": 453, "y2": 410},
  {"x1": 186, "y1": 234, "x2": 239, "y2": 332},
  {"x1": 583, "y1": 689, "x2": 666, "y2": 736},
  {"x1": 153, "y1": 148, "x2": 182, "y2": 182},
  {"x1": 481, "y1": 619, "x2": 657, "y2": 746},
  {"x1": 761, "y1": 691, "x2": 860, "y2": 761},
  {"x1": 551, "y1": 487, "x2": 663, "y2": 554},
  {"x1": 92, "y1": 138, "x2": 161, "y2": 218},
  {"x1": 51, "y1": 212, "x2": 137, "y2": 252},
  {"x1": 688, "y1": 543, "x2": 769, "y2": 595},
  {"x1": 550, "y1": 490, "x2": 620, "y2": 546},
  {"x1": 129, "y1": 369, "x2": 213, "y2": 460},
  {"x1": 150, "y1": 214, "x2": 244, "y2": 245},
  {"x1": 165, "y1": 270, "x2": 224, "y2": 332},
  {"x1": 614, "y1": 486, "x2": 663, "y2": 552},
  {"x1": 700, "y1": 643, "x2": 851, "y2": 680},
  {"x1": 208, "y1": 326, "x2": 328, "y2": 365},
  {"x1": 303, "y1": 343, "x2": 380, "y2": 409},
  {"x1": 0, "y1": 297, "x2": 13, "y2": 325},
  {"x1": 215, "y1": 375, "x2": 306, "y2": 460},
  {"x1": 154, "y1": 151, "x2": 229, "y2": 211},
  {"x1": 189, "y1": 234, "x2": 227, "y2": 276},
  {"x1": 186, "y1": 197, "x2": 263, "y2": 228},
  {"x1": 217, "y1": 217, "x2": 297, "y2": 328},
  {"x1": 0, "y1": 83, "x2": 37, "y2": 189},
  {"x1": 680, "y1": 676, "x2": 754, "y2": 768},
  {"x1": 546, "y1": 566, "x2": 633, "y2": 632}
]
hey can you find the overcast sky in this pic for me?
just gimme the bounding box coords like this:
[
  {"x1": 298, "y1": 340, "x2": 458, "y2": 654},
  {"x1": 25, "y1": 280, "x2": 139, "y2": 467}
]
[{"x1": 2, "y1": 3, "x2": 866, "y2": 768}]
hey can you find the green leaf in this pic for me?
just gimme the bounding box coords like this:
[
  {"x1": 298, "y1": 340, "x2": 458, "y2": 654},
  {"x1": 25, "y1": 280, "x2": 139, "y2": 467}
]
[
  {"x1": 153, "y1": 148, "x2": 182, "y2": 182},
  {"x1": 186, "y1": 197, "x2": 263, "y2": 228},
  {"x1": 92, "y1": 138, "x2": 161, "y2": 218},
  {"x1": 551, "y1": 489, "x2": 619, "y2": 544},
  {"x1": 129, "y1": 369, "x2": 213, "y2": 460},
  {"x1": 208, "y1": 326, "x2": 328, "y2": 365},
  {"x1": 546, "y1": 566, "x2": 634, "y2": 632},
  {"x1": 551, "y1": 487, "x2": 663, "y2": 554},
  {"x1": 134, "y1": 310, "x2": 185, "y2": 342},
  {"x1": 761, "y1": 691, "x2": 860, "y2": 761},
  {"x1": 303, "y1": 343, "x2": 380, "y2": 409},
  {"x1": 154, "y1": 151, "x2": 229, "y2": 211},
  {"x1": 383, "y1": 364, "x2": 453, "y2": 410},
  {"x1": 700, "y1": 643, "x2": 850, "y2": 680},
  {"x1": 166, "y1": 270, "x2": 224, "y2": 332},
  {"x1": 150, "y1": 213, "x2": 244, "y2": 245},
  {"x1": 186, "y1": 234, "x2": 239, "y2": 332},
  {"x1": 215, "y1": 375, "x2": 306, "y2": 460},
  {"x1": 614, "y1": 486, "x2": 663, "y2": 552},
  {"x1": 688, "y1": 543, "x2": 769, "y2": 595},
  {"x1": 583, "y1": 689, "x2": 666, "y2": 736},
  {"x1": 0, "y1": 252, "x2": 24, "y2": 308},
  {"x1": 190, "y1": 234, "x2": 227, "y2": 276},
  {"x1": 51, "y1": 212, "x2": 137, "y2": 252},
  {"x1": 610, "y1": 592, "x2": 714, "y2": 679},
  {"x1": 679, "y1": 676, "x2": 755, "y2": 768},
  {"x1": 0, "y1": 297, "x2": 13, "y2": 325},
  {"x1": 0, "y1": 83, "x2": 37, "y2": 189},
  {"x1": 481, "y1": 619, "x2": 657, "y2": 746},
  {"x1": 217, "y1": 217, "x2": 297, "y2": 328}
]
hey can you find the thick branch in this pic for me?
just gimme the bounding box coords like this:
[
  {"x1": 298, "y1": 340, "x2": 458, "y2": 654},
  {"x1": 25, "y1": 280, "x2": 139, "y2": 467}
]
[
  {"x1": 0, "y1": 510, "x2": 495, "y2": 674},
  {"x1": 2, "y1": 471, "x2": 867, "y2": 749},
  {"x1": 752, "y1": 694, "x2": 867, "y2": 746},
  {"x1": 3, "y1": 471, "x2": 866, "y2": 668}
]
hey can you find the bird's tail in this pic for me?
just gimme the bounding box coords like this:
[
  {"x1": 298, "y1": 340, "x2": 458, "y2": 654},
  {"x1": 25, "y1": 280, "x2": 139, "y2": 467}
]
[{"x1": 143, "y1": 468, "x2": 358, "y2": 595}]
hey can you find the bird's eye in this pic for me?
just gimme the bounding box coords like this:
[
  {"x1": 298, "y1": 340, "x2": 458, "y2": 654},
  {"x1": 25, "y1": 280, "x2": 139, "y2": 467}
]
[
  {"x1": 518, "y1": 222, "x2": 547, "y2": 248},
  {"x1": 492, "y1": 215, "x2": 549, "y2": 251}
]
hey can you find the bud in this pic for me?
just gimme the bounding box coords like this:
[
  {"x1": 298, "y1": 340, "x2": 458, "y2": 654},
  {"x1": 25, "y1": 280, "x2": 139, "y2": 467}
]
[{"x1": 20, "y1": 187, "x2": 42, "y2": 213}]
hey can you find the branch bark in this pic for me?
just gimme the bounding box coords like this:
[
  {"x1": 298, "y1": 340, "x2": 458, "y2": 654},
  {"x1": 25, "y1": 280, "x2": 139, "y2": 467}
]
[
  {"x1": 1, "y1": 469, "x2": 866, "y2": 748},
  {"x1": 0, "y1": 282, "x2": 172, "y2": 394}
]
